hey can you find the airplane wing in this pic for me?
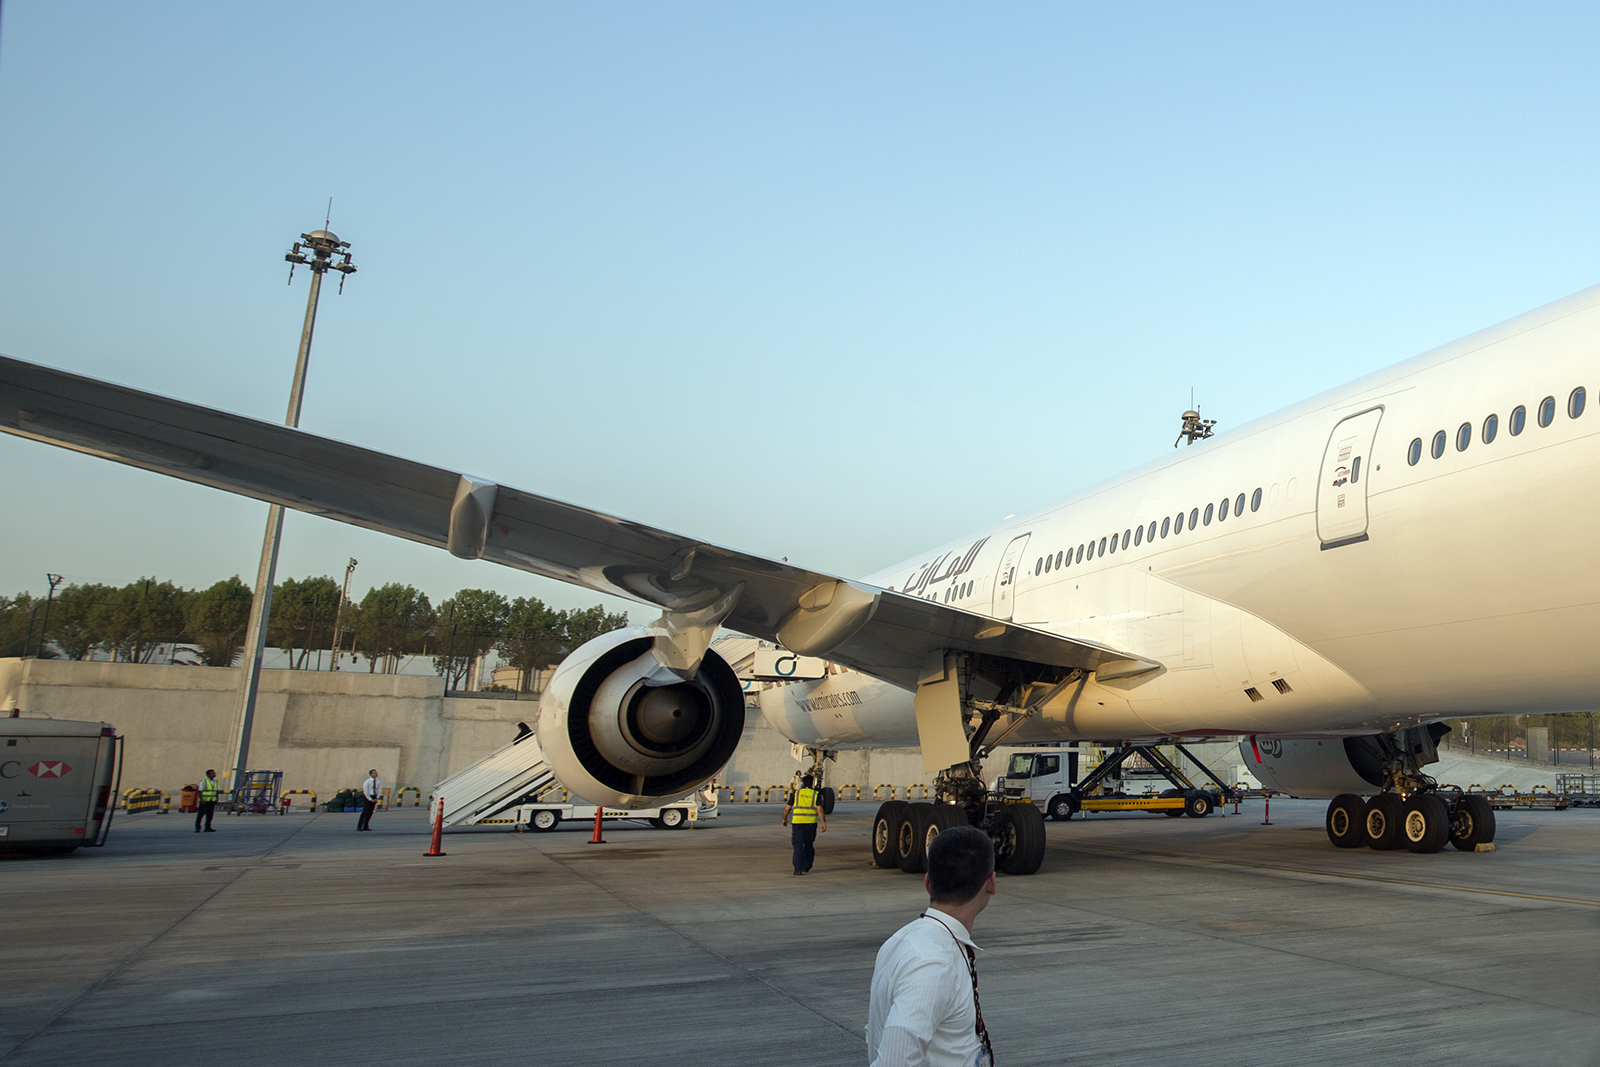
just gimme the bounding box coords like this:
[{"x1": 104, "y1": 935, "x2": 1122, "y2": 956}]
[{"x1": 0, "y1": 355, "x2": 1146, "y2": 690}]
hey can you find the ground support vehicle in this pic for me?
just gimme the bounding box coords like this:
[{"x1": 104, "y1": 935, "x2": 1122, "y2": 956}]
[
  {"x1": 509, "y1": 796, "x2": 707, "y2": 832},
  {"x1": 0, "y1": 717, "x2": 122, "y2": 852},
  {"x1": 1001, "y1": 742, "x2": 1232, "y2": 821},
  {"x1": 1556, "y1": 774, "x2": 1600, "y2": 807}
]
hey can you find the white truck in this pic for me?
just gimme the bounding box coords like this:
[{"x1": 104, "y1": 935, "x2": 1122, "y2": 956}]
[
  {"x1": 0, "y1": 717, "x2": 123, "y2": 852},
  {"x1": 511, "y1": 783, "x2": 718, "y2": 832},
  {"x1": 999, "y1": 744, "x2": 1225, "y2": 819}
]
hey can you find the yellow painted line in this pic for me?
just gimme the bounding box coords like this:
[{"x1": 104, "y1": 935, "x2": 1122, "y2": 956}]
[{"x1": 1067, "y1": 842, "x2": 1600, "y2": 908}]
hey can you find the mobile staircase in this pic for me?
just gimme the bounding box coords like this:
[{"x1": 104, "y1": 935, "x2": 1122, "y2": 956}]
[{"x1": 432, "y1": 727, "x2": 558, "y2": 829}]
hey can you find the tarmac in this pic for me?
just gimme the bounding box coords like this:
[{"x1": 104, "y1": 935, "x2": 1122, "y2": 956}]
[{"x1": 2, "y1": 798, "x2": 1597, "y2": 1067}]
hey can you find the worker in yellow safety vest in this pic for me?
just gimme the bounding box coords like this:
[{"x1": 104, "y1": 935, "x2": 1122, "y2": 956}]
[
  {"x1": 782, "y1": 773, "x2": 826, "y2": 875},
  {"x1": 195, "y1": 770, "x2": 220, "y2": 833}
]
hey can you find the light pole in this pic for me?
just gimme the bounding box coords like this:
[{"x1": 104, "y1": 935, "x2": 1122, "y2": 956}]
[
  {"x1": 330, "y1": 557, "x2": 358, "y2": 671},
  {"x1": 35, "y1": 573, "x2": 63, "y2": 658},
  {"x1": 226, "y1": 227, "x2": 357, "y2": 795}
]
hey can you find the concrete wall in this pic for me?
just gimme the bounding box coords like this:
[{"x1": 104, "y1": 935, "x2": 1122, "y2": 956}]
[{"x1": 0, "y1": 658, "x2": 533, "y2": 800}]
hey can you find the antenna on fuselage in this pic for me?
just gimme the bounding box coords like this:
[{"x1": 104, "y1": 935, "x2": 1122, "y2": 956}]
[{"x1": 1175, "y1": 389, "x2": 1216, "y2": 448}]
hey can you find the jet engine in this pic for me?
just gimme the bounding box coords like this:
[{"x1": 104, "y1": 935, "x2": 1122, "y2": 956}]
[
  {"x1": 1240, "y1": 724, "x2": 1449, "y2": 797},
  {"x1": 536, "y1": 627, "x2": 746, "y2": 809}
]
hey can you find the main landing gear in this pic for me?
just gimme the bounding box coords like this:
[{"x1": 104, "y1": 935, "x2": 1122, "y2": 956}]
[
  {"x1": 870, "y1": 795, "x2": 1046, "y2": 876},
  {"x1": 1323, "y1": 728, "x2": 1496, "y2": 853}
]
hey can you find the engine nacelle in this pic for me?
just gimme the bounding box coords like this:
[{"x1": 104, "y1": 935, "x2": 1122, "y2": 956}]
[
  {"x1": 1239, "y1": 737, "x2": 1385, "y2": 797},
  {"x1": 536, "y1": 627, "x2": 746, "y2": 808}
]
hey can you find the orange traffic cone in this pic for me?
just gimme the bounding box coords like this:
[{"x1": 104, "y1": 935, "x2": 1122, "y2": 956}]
[
  {"x1": 425, "y1": 796, "x2": 447, "y2": 856},
  {"x1": 587, "y1": 805, "x2": 606, "y2": 844}
]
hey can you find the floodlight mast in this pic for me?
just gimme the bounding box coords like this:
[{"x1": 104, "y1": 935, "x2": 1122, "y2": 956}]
[{"x1": 226, "y1": 227, "x2": 357, "y2": 798}]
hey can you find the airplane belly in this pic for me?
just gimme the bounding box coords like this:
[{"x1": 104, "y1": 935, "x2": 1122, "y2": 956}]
[{"x1": 757, "y1": 674, "x2": 920, "y2": 749}]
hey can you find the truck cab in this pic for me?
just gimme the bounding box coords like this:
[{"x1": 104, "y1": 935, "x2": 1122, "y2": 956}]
[{"x1": 999, "y1": 747, "x2": 1078, "y2": 819}]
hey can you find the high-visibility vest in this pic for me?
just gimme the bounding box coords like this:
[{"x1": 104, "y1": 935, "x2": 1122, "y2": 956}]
[
  {"x1": 790, "y1": 787, "x2": 819, "y2": 824},
  {"x1": 200, "y1": 777, "x2": 220, "y2": 802}
]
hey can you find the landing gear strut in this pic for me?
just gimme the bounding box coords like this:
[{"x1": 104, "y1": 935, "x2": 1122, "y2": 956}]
[{"x1": 1323, "y1": 725, "x2": 1496, "y2": 853}]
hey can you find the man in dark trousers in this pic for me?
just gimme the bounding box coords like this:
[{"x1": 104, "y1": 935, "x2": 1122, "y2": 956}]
[
  {"x1": 357, "y1": 768, "x2": 381, "y2": 831},
  {"x1": 194, "y1": 770, "x2": 220, "y2": 832},
  {"x1": 781, "y1": 773, "x2": 825, "y2": 874}
]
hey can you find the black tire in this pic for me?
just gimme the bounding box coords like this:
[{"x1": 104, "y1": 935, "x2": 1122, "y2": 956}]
[
  {"x1": 820, "y1": 787, "x2": 836, "y2": 816},
  {"x1": 923, "y1": 803, "x2": 967, "y2": 857},
  {"x1": 993, "y1": 803, "x2": 1046, "y2": 875},
  {"x1": 1325, "y1": 793, "x2": 1366, "y2": 848},
  {"x1": 659, "y1": 807, "x2": 687, "y2": 829},
  {"x1": 897, "y1": 802, "x2": 934, "y2": 873},
  {"x1": 1365, "y1": 793, "x2": 1405, "y2": 850},
  {"x1": 1402, "y1": 794, "x2": 1449, "y2": 853},
  {"x1": 872, "y1": 800, "x2": 907, "y2": 868},
  {"x1": 1184, "y1": 790, "x2": 1213, "y2": 818},
  {"x1": 1047, "y1": 794, "x2": 1077, "y2": 821},
  {"x1": 1450, "y1": 795, "x2": 1496, "y2": 851},
  {"x1": 1160, "y1": 787, "x2": 1185, "y2": 817},
  {"x1": 530, "y1": 809, "x2": 560, "y2": 833}
]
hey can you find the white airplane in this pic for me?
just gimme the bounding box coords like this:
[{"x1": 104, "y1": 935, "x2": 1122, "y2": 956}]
[{"x1": 4, "y1": 283, "x2": 1596, "y2": 874}]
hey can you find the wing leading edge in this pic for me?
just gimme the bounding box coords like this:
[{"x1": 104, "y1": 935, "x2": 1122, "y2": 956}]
[{"x1": 0, "y1": 355, "x2": 1145, "y2": 689}]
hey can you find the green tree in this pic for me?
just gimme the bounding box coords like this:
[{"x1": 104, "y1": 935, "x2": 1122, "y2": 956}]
[
  {"x1": 495, "y1": 596, "x2": 565, "y2": 691},
  {"x1": 268, "y1": 575, "x2": 341, "y2": 669},
  {"x1": 563, "y1": 604, "x2": 630, "y2": 651},
  {"x1": 353, "y1": 583, "x2": 436, "y2": 674},
  {"x1": 47, "y1": 583, "x2": 113, "y2": 660},
  {"x1": 0, "y1": 593, "x2": 40, "y2": 658},
  {"x1": 433, "y1": 588, "x2": 510, "y2": 690},
  {"x1": 185, "y1": 577, "x2": 253, "y2": 667}
]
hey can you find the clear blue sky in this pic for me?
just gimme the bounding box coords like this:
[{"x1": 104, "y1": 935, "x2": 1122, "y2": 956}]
[{"x1": 2, "y1": 3, "x2": 1598, "y2": 615}]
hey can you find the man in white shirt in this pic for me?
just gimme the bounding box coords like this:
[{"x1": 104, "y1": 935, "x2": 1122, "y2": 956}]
[
  {"x1": 357, "y1": 769, "x2": 381, "y2": 831},
  {"x1": 867, "y1": 824, "x2": 997, "y2": 1067}
]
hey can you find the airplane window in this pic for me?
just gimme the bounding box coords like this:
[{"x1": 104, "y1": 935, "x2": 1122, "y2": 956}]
[
  {"x1": 1570, "y1": 387, "x2": 1586, "y2": 419},
  {"x1": 1235, "y1": 493, "x2": 1246, "y2": 515},
  {"x1": 1218, "y1": 498, "x2": 1229, "y2": 521},
  {"x1": 1455, "y1": 422, "x2": 1470, "y2": 452},
  {"x1": 1539, "y1": 395, "x2": 1555, "y2": 427},
  {"x1": 1201, "y1": 503, "x2": 1211, "y2": 525},
  {"x1": 1099, "y1": 536, "x2": 1108, "y2": 555},
  {"x1": 1056, "y1": 550, "x2": 1064, "y2": 568},
  {"x1": 1431, "y1": 431, "x2": 1446, "y2": 459},
  {"x1": 1351, "y1": 456, "x2": 1361, "y2": 483},
  {"x1": 1161, "y1": 516, "x2": 1171, "y2": 537},
  {"x1": 1044, "y1": 555, "x2": 1052, "y2": 573},
  {"x1": 1035, "y1": 558, "x2": 1042, "y2": 576},
  {"x1": 1148, "y1": 520, "x2": 1157, "y2": 541},
  {"x1": 1134, "y1": 524, "x2": 1143, "y2": 546},
  {"x1": 1108, "y1": 533, "x2": 1118, "y2": 555},
  {"x1": 1174, "y1": 512, "x2": 1184, "y2": 534},
  {"x1": 1251, "y1": 488, "x2": 1262, "y2": 512},
  {"x1": 1122, "y1": 529, "x2": 1131, "y2": 549},
  {"x1": 1076, "y1": 544, "x2": 1084, "y2": 563},
  {"x1": 1510, "y1": 405, "x2": 1526, "y2": 435},
  {"x1": 1407, "y1": 438, "x2": 1422, "y2": 465},
  {"x1": 1062, "y1": 550, "x2": 1071, "y2": 570},
  {"x1": 1189, "y1": 507, "x2": 1199, "y2": 528},
  {"x1": 1482, "y1": 414, "x2": 1497, "y2": 444}
]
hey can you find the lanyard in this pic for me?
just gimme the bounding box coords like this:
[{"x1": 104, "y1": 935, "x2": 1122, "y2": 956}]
[{"x1": 920, "y1": 912, "x2": 994, "y2": 1062}]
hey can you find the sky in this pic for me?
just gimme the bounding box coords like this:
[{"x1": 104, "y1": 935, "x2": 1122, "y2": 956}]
[{"x1": 3, "y1": 3, "x2": 1599, "y2": 618}]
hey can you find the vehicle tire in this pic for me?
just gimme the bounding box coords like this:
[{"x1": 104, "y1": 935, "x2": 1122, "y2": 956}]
[
  {"x1": 897, "y1": 802, "x2": 934, "y2": 873},
  {"x1": 1450, "y1": 795, "x2": 1496, "y2": 851},
  {"x1": 1325, "y1": 793, "x2": 1366, "y2": 848},
  {"x1": 872, "y1": 800, "x2": 907, "y2": 868},
  {"x1": 1365, "y1": 793, "x2": 1405, "y2": 850},
  {"x1": 659, "y1": 807, "x2": 686, "y2": 829},
  {"x1": 993, "y1": 803, "x2": 1047, "y2": 875},
  {"x1": 1047, "y1": 794, "x2": 1077, "y2": 821},
  {"x1": 820, "y1": 787, "x2": 836, "y2": 816},
  {"x1": 1160, "y1": 787, "x2": 1185, "y2": 817},
  {"x1": 1402, "y1": 793, "x2": 1449, "y2": 854},
  {"x1": 1184, "y1": 790, "x2": 1213, "y2": 818},
  {"x1": 530, "y1": 809, "x2": 560, "y2": 833},
  {"x1": 923, "y1": 803, "x2": 967, "y2": 858}
]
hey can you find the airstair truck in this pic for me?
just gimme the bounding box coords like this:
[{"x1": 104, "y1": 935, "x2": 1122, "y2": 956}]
[{"x1": 0, "y1": 717, "x2": 122, "y2": 852}]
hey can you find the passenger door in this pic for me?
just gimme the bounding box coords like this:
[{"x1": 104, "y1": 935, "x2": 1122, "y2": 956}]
[
  {"x1": 991, "y1": 533, "x2": 1031, "y2": 621},
  {"x1": 1317, "y1": 407, "x2": 1383, "y2": 550}
]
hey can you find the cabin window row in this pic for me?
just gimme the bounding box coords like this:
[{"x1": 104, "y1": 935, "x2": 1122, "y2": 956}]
[
  {"x1": 1406, "y1": 387, "x2": 1586, "y2": 466},
  {"x1": 941, "y1": 580, "x2": 976, "y2": 604},
  {"x1": 1033, "y1": 486, "x2": 1265, "y2": 577}
]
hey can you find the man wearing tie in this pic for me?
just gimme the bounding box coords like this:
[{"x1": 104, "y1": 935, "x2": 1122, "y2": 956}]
[{"x1": 358, "y1": 769, "x2": 381, "y2": 832}]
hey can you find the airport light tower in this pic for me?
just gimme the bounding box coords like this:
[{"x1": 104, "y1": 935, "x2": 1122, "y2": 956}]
[{"x1": 226, "y1": 226, "x2": 357, "y2": 797}]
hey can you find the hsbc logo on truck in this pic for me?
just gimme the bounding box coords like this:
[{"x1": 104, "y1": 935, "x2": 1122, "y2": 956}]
[{"x1": 27, "y1": 761, "x2": 72, "y2": 778}]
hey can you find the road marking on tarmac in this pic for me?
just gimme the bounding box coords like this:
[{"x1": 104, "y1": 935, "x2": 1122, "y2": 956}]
[{"x1": 1066, "y1": 842, "x2": 1600, "y2": 908}]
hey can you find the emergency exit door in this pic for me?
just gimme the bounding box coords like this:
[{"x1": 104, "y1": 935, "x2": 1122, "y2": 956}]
[
  {"x1": 1317, "y1": 407, "x2": 1383, "y2": 549},
  {"x1": 991, "y1": 533, "x2": 1030, "y2": 620}
]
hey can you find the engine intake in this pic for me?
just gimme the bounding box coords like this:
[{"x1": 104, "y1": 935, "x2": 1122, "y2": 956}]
[{"x1": 537, "y1": 627, "x2": 745, "y2": 808}]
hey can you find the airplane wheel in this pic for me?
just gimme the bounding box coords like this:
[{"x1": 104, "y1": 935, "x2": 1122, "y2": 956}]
[
  {"x1": 1184, "y1": 790, "x2": 1213, "y2": 818},
  {"x1": 1047, "y1": 794, "x2": 1077, "y2": 821},
  {"x1": 923, "y1": 803, "x2": 966, "y2": 858},
  {"x1": 1325, "y1": 794, "x2": 1366, "y2": 848},
  {"x1": 992, "y1": 804, "x2": 1046, "y2": 875},
  {"x1": 530, "y1": 809, "x2": 560, "y2": 832},
  {"x1": 659, "y1": 807, "x2": 687, "y2": 830},
  {"x1": 872, "y1": 801, "x2": 907, "y2": 868},
  {"x1": 1450, "y1": 795, "x2": 1496, "y2": 851},
  {"x1": 1402, "y1": 794, "x2": 1449, "y2": 853},
  {"x1": 1365, "y1": 793, "x2": 1405, "y2": 850},
  {"x1": 898, "y1": 803, "x2": 934, "y2": 873},
  {"x1": 1161, "y1": 788, "x2": 1185, "y2": 817},
  {"x1": 820, "y1": 787, "x2": 836, "y2": 816}
]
